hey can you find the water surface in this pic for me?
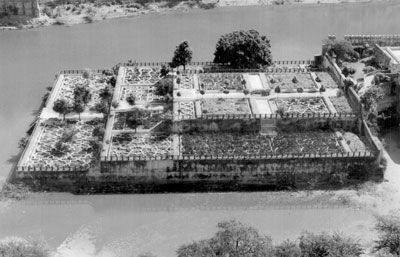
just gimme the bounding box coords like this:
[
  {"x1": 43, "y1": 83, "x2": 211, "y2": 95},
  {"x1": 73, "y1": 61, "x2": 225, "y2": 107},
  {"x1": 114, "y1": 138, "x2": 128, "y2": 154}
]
[{"x1": 0, "y1": 2, "x2": 399, "y2": 256}]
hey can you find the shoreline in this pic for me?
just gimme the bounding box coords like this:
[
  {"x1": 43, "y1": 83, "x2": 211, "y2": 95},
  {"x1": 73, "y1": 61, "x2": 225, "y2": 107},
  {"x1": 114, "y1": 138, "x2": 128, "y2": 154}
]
[{"x1": 0, "y1": 0, "x2": 396, "y2": 30}]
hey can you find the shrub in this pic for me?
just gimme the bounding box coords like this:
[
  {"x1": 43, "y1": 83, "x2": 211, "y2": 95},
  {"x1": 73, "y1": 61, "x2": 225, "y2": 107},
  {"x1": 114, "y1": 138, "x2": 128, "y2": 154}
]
[
  {"x1": 373, "y1": 215, "x2": 400, "y2": 256},
  {"x1": 320, "y1": 85, "x2": 326, "y2": 92},
  {"x1": 160, "y1": 64, "x2": 169, "y2": 77},
  {"x1": 223, "y1": 89, "x2": 229, "y2": 94},
  {"x1": 52, "y1": 141, "x2": 70, "y2": 156},
  {"x1": 299, "y1": 232, "x2": 363, "y2": 257},
  {"x1": 275, "y1": 86, "x2": 281, "y2": 93},
  {"x1": 176, "y1": 91, "x2": 181, "y2": 97},
  {"x1": 94, "y1": 101, "x2": 108, "y2": 114},
  {"x1": 126, "y1": 93, "x2": 136, "y2": 105},
  {"x1": 243, "y1": 89, "x2": 250, "y2": 95},
  {"x1": 274, "y1": 240, "x2": 301, "y2": 257},
  {"x1": 155, "y1": 76, "x2": 173, "y2": 96},
  {"x1": 277, "y1": 106, "x2": 286, "y2": 117},
  {"x1": 270, "y1": 78, "x2": 277, "y2": 84},
  {"x1": 0, "y1": 238, "x2": 50, "y2": 257},
  {"x1": 336, "y1": 89, "x2": 344, "y2": 97},
  {"x1": 292, "y1": 76, "x2": 298, "y2": 83},
  {"x1": 18, "y1": 137, "x2": 28, "y2": 149},
  {"x1": 322, "y1": 39, "x2": 360, "y2": 62},
  {"x1": 92, "y1": 125, "x2": 105, "y2": 139},
  {"x1": 297, "y1": 87, "x2": 304, "y2": 93},
  {"x1": 60, "y1": 128, "x2": 77, "y2": 142},
  {"x1": 200, "y1": 89, "x2": 205, "y2": 95},
  {"x1": 176, "y1": 77, "x2": 181, "y2": 85},
  {"x1": 111, "y1": 100, "x2": 119, "y2": 109},
  {"x1": 82, "y1": 69, "x2": 91, "y2": 79},
  {"x1": 261, "y1": 90, "x2": 269, "y2": 96},
  {"x1": 316, "y1": 76, "x2": 321, "y2": 83}
]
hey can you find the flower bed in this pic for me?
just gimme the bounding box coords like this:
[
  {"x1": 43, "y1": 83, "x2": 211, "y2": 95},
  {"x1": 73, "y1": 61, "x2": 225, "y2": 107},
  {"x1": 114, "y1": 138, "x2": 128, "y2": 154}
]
[
  {"x1": 181, "y1": 132, "x2": 273, "y2": 156},
  {"x1": 266, "y1": 73, "x2": 315, "y2": 91},
  {"x1": 273, "y1": 97, "x2": 329, "y2": 114},
  {"x1": 56, "y1": 74, "x2": 110, "y2": 109},
  {"x1": 329, "y1": 96, "x2": 353, "y2": 113},
  {"x1": 120, "y1": 85, "x2": 164, "y2": 103},
  {"x1": 177, "y1": 74, "x2": 194, "y2": 89},
  {"x1": 201, "y1": 98, "x2": 251, "y2": 115},
  {"x1": 272, "y1": 131, "x2": 345, "y2": 155},
  {"x1": 110, "y1": 133, "x2": 173, "y2": 157},
  {"x1": 198, "y1": 73, "x2": 244, "y2": 91},
  {"x1": 113, "y1": 110, "x2": 171, "y2": 130},
  {"x1": 180, "y1": 131, "x2": 345, "y2": 156},
  {"x1": 25, "y1": 120, "x2": 101, "y2": 167},
  {"x1": 175, "y1": 102, "x2": 195, "y2": 119},
  {"x1": 314, "y1": 72, "x2": 338, "y2": 88},
  {"x1": 123, "y1": 67, "x2": 161, "y2": 85}
]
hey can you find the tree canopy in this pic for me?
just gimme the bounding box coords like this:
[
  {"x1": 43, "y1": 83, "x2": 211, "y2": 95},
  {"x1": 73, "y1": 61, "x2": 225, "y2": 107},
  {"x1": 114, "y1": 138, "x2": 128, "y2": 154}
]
[
  {"x1": 172, "y1": 41, "x2": 193, "y2": 70},
  {"x1": 213, "y1": 30, "x2": 273, "y2": 68},
  {"x1": 53, "y1": 98, "x2": 71, "y2": 120},
  {"x1": 322, "y1": 39, "x2": 360, "y2": 62}
]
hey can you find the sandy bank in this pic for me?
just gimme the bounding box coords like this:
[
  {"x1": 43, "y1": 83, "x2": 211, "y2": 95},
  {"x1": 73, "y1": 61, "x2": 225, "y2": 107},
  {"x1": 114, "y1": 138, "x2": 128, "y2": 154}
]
[{"x1": 19, "y1": 0, "x2": 395, "y2": 29}]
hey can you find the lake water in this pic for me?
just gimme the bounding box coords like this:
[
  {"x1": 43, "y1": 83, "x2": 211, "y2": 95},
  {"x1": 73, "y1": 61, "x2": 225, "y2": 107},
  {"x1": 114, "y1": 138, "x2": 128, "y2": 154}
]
[{"x1": 1, "y1": 1, "x2": 400, "y2": 256}]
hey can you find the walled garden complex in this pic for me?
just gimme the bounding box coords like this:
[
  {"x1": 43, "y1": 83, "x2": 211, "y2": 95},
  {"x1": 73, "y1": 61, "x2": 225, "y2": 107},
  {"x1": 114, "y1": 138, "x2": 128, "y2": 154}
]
[{"x1": 13, "y1": 35, "x2": 398, "y2": 193}]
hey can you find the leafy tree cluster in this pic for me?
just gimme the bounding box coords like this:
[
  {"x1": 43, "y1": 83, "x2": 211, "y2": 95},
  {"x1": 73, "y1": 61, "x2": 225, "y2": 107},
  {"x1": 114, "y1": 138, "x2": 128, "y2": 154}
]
[
  {"x1": 154, "y1": 76, "x2": 174, "y2": 101},
  {"x1": 175, "y1": 220, "x2": 363, "y2": 257},
  {"x1": 214, "y1": 30, "x2": 273, "y2": 68},
  {"x1": 0, "y1": 239, "x2": 49, "y2": 257},
  {"x1": 171, "y1": 41, "x2": 193, "y2": 70},
  {"x1": 322, "y1": 39, "x2": 360, "y2": 62}
]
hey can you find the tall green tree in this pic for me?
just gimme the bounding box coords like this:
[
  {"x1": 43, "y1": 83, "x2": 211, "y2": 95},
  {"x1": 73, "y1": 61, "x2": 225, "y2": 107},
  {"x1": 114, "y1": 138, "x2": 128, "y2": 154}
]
[
  {"x1": 74, "y1": 85, "x2": 91, "y2": 105},
  {"x1": 177, "y1": 220, "x2": 274, "y2": 257},
  {"x1": 214, "y1": 30, "x2": 273, "y2": 68},
  {"x1": 172, "y1": 41, "x2": 193, "y2": 70},
  {"x1": 73, "y1": 99, "x2": 85, "y2": 120},
  {"x1": 53, "y1": 99, "x2": 71, "y2": 120}
]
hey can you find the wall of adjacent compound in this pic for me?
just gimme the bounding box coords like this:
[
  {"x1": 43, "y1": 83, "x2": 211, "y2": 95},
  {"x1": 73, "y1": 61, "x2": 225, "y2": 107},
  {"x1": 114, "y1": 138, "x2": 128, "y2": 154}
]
[{"x1": 0, "y1": 0, "x2": 39, "y2": 17}]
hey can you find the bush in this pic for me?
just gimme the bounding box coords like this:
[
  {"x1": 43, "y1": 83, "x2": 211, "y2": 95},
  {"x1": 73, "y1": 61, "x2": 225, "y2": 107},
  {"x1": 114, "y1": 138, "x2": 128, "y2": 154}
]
[
  {"x1": 292, "y1": 76, "x2": 298, "y2": 83},
  {"x1": 176, "y1": 91, "x2": 181, "y2": 97},
  {"x1": 297, "y1": 87, "x2": 304, "y2": 93},
  {"x1": 274, "y1": 240, "x2": 301, "y2": 257},
  {"x1": 223, "y1": 89, "x2": 229, "y2": 94},
  {"x1": 52, "y1": 141, "x2": 70, "y2": 156},
  {"x1": 373, "y1": 215, "x2": 400, "y2": 256},
  {"x1": 82, "y1": 69, "x2": 91, "y2": 79},
  {"x1": 275, "y1": 86, "x2": 281, "y2": 93},
  {"x1": 93, "y1": 101, "x2": 107, "y2": 114},
  {"x1": 299, "y1": 232, "x2": 363, "y2": 257},
  {"x1": 160, "y1": 64, "x2": 169, "y2": 77},
  {"x1": 199, "y1": 89, "x2": 205, "y2": 95},
  {"x1": 323, "y1": 39, "x2": 360, "y2": 62},
  {"x1": 316, "y1": 76, "x2": 321, "y2": 83},
  {"x1": 0, "y1": 238, "x2": 50, "y2": 257},
  {"x1": 320, "y1": 85, "x2": 326, "y2": 92},
  {"x1": 126, "y1": 93, "x2": 136, "y2": 105},
  {"x1": 60, "y1": 128, "x2": 77, "y2": 142},
  {"x1": 155, "y1": 76, "x2": 173, "y2": 97},
  {"x1": 111, "y1": 100, "x2": 119, "y2": 109},
  {"x1": 92, "y1": 125, "x2": 105, "y2": 139},
  {"x1": 243, "y1": 89, "x2": 250, "y2": 95}
]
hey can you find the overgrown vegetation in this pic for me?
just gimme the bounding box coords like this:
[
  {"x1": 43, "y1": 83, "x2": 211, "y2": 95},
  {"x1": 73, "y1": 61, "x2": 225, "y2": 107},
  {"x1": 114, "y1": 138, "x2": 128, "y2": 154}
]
[
  {"x1": 323, "y1": 39, "x2": 360, "y2": 62},
  {"x1": 0, "y1": 238, "x2": 49, "y2": 257},
  {"x1": 214, "y1": 30, "x2": 273, "y2": 68}
]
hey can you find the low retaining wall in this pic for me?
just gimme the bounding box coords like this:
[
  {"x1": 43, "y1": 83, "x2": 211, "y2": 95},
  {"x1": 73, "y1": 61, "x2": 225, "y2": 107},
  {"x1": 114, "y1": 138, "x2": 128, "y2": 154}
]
[
  {"x1": 92, "y1": 155, "x2": 381, "y2": 192},
  {"x1": 345, "y1": 34, "x2": 400, "y2": 47}
]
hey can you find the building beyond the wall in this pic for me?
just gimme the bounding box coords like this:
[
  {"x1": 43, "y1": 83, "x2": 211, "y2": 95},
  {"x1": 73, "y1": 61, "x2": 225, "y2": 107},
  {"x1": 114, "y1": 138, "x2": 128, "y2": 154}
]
[{"x1": 0, "y1": 0, "x2": 39, "y2": 18}]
